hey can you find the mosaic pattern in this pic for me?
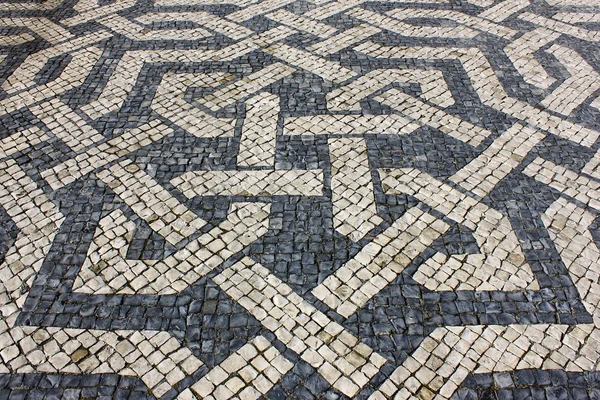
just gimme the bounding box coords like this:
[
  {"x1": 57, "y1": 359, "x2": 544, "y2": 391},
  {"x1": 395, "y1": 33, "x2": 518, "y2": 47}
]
[{"x1": 0, "y1": 0, "x2": 600, "y2": 398}]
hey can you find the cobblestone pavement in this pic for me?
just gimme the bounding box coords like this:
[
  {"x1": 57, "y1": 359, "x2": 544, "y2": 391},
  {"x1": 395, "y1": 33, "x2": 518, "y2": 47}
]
[{"x1": 1, "y1": 0, "x2": 600, "y2": 398}]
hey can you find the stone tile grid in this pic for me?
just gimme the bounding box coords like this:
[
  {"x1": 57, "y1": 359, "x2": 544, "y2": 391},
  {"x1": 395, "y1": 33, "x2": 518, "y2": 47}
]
[
  {"x1": 541, "y1": 197, "x2": 600, "y2": 319},
  {"x1": 0, "y1": 17, "x2": 73, "y2": 45},
  {"x1": 0, "y1": 310, "x2": 204, "y2": 398},
  {"x1": 213, "y1": 257, "x2": 388, "y2": 397},
  {"x1": 349, "y1": 8, "x2": 482, "y2": 40},
  {"x1": 284, "y1": 114, "x2": 422, "y2": 136},
  {"x1": 134, "y1": 11, "x2": 254, "y2": 40},
  {"x1": 519, "y1": 12, "x2": 600, "y2": 42},
  {"x1": 1, "y1": 0, "x2": 600, "y2": 398},
  {"x1": 503, "y1": 28, "x2": 560, "y2": 89},
  {"x1": 356, "y1": 42, "x2": 600, "y2": 147},
  {"x1": 540, "y1": 44, "x2": 600, "y2": 116},
  {"x1": 380, "y1": 168, "x2": 539, "y2": 292},
  {"x1": 98, "y1": 13, "x2": 212, "y2": 42},
  {"x1": 151, "y1": 72, "x2": 237, "y2": 139},
  {"x1": 448, "y1": 122, "x2": 545, "y2": 199},
  {"x1": 327, "y1": 68, "x2": 455, "y2": 112},
  {"x1": 329, "y1": 137, "x2": 383, "y2": 242},
  {"x1": 263, "y1": 43, "x2": 357, "y2": 84},
  {"x1": 265, "y1": 9, "x2": 337, "y2": 38},
  {"x1": 0, "y1": 126, "x2": 49, "y2": 158},
  {"x1": 186, "y1": 335, "x2": 292, "y2": 399},
  {"x1": 0, "y1": 33, "x2": 35, "y2": 46},
  {"x1": 73, "y1": 202, "x2": 271, "y2": 295},
  {"x1": 171, "y1": 170, "x2": 324, "y2": 198},
  {"x1": 312, "y1": 206, "x2": 450, "y2": 317},
  {"x1": 40, "y1": 119, "x2": 174, "y2": 191},
  {"x1": 97, "y1": 160, "x2": 206, "y2": 245},
  {"x1": 384, "y1": 8, "x2": 518, "y2": 39},
  {"x1": 306, "y1": 23, "x2": 382, "y2": 56},
  {"x1": 0, "y1": 46, "x2": 104, "y2": 117},
  {"x1": 374, "y1": 88, "x2": 493, "y2": 147},
  {"x1": 79, "y1": 26, "x2": 296, "y2": 119},
  {"x1": 0, "y1": 159, "x2": 64, "y2": 306},
  {"x1": 29, "y1": 98, "x2": 105, "y2": 153},
  {"x1": 62, "y1": 0, "x2": 137, "y2": 26},
  {"x1": 523, "y1": 157, "x2": 600, "y2": 212},
  {"x1": 198, "y1": 62, "x2": 296, "y2": 112},
  {"x1": 1, "y1": 30, "x2": 112, "y2": 95},
  {"x1": 237, "y1": 92, "x2": 280, "y2": 168}
]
